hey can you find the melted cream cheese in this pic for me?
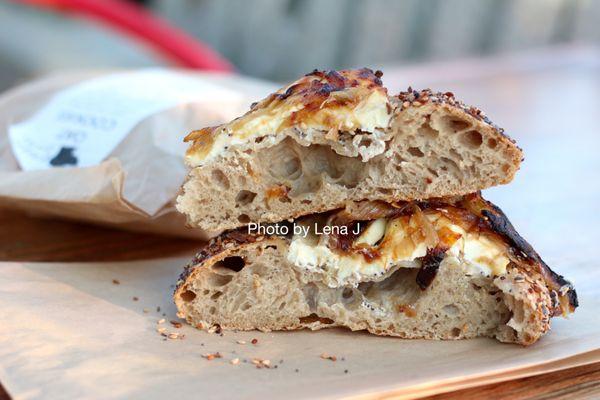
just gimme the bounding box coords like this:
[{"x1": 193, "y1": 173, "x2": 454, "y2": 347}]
[
  {"x1": 185, "y1": 89, "x2": 391, "y2": 167},
  {"x1": 355, "y1": 218, "x2": 387, "y2": 246},
  {"x1": 287, "y1": 212, "x2": 510, "y2": 288}
]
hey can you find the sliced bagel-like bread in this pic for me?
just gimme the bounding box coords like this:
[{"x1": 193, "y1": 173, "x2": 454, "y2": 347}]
[
  {"x1": 175, "y1": 193, "x2": 577, "y2": 345},
  {"x1": 177, "y1": 68, "x2": 523, "y2": 233}
]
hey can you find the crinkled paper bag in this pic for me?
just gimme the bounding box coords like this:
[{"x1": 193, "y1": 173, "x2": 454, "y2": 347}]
[
  {"x1": 0, "y1": 70, "x2": 276, "y2": 238},
  {"x1": 0, "y1": 257, "x2": 598, "y2": 399}
]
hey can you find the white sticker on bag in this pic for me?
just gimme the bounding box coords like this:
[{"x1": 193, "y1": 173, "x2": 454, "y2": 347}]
[{"x1": 8, "y1": 69, "x2": 241, "y2": 170}]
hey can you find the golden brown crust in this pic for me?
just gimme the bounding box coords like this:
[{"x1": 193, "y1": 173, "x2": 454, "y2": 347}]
[
  {"x1": 392, "y1": 93, "x2": 523, "y2": 186},
  {"x1": 396, "y1": 88, "x2": 519, "y2": 149},
  {"x1": 176, "y1": 229, "x2": 271, "y2": 288},
  {"x1": 184, "y1": 68, "x2": 390, "y2": 164},
  {"x1": 183, "y1": 69, "x2": 523, "y2": 173},
  {"x1": 184, "y1": 127, "x2": 217, "y2": 161},
  {"x1": 395, "y1": 89, "x2": 524, "y2": 182},
  {"x1": 495, "y1": 264, "x2": 554, "y2": 345}
]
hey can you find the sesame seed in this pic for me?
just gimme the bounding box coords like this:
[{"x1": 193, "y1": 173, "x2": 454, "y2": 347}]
[
  {"x1": 236, "y1": 340, "x2": 246, "y2": 345},
  {"x1": 202, "y1": 352, "x2": 222, "y2": 361},
  {"x1": 170, "y1": 321, "x2": 183, "y2": 329},
  {"x1": 251, "y1": 358, "x2": 272, "y2": 369},
  {"x1": 132, "y1": 296, "x2": 139, "y2": 301},
  {"x1": 158, "y1": 318, "x2": 166, "y2": 324},
  {"x1": 230, "y1": 358, "x2": 240, "y2": 365},
  {"x1": 112, "y1": 279, "x2": 120, "y2": 285}
]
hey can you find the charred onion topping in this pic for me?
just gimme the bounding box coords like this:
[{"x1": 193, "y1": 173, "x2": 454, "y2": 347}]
[
  {"x1": 180, "y1": 193, "x2": 577, "y2": 313},
  {"x1": 184, "y1": 68, "x2": 388, "y2": 156},
  {"x1": 331, "y1": 221, "x2": 363, "y2": 252},
  {"x1": 416, "y1": 246, "x2": 449, "y2": 290},
  {"x1": 325, "y1": 193, "x2": 577, "y2": 311},
  {"x1": 325, "y1": 214, "x2": 365, "y2": 253},
  {"x1": 325, "y1": 197, "x2": 476, "y2": 261}
]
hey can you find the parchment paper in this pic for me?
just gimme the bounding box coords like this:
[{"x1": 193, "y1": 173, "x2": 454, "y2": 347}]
[
  {"x1": 0, "y1": 257, "x2": 597, "y2": 400},
  {"x1": 0, "y1": 71, "x2": 276, "y2": 238}
]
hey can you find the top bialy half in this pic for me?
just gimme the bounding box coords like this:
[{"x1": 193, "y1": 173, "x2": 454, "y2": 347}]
[{"x1": 177, "y1": 68, "x2": 523, "y2": 233}]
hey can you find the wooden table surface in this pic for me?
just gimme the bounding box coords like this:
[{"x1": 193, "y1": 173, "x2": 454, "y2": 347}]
[{"x1": 1, "y1": 46, "x2": 599, "y2": 399}]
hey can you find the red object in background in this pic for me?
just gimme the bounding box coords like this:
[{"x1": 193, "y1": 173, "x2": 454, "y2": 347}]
[{"x1": 14, "y1": 0, "x2": 234, "y2": 72}]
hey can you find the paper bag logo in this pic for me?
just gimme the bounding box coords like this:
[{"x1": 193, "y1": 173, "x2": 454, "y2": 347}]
[
  {"x1": 8, "y1": 69, "x2": 241, "y2": 171},
  {"x1": 49, "y1": 147, "x2": 78, "y2": 167}
]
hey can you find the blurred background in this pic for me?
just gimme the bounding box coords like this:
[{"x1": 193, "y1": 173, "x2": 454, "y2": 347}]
[
  {"x1": 0, "y1": 0, "x2": 599, "y2": 264},
  {"x1": 1, "y1": 0, "x2": 600, "y2": 90}
]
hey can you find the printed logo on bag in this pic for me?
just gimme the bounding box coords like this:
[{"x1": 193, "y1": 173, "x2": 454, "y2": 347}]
[{"x1": 8, "y1": 69, "x2": 240, "y2": 171}]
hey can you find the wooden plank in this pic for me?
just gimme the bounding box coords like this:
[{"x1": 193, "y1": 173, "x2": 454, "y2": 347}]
[
  {"x1": 425, "y1": 362, "x2": 600, "y2": 400},
  {"x1": 0, "y1": 208, "x2": 201, "y2": 262}
]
